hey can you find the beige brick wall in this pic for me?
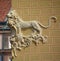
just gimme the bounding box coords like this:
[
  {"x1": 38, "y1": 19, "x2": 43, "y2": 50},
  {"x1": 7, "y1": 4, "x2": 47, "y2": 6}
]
[{"x1": 12, "y1": 0, "x2": 60, "y2": 61}]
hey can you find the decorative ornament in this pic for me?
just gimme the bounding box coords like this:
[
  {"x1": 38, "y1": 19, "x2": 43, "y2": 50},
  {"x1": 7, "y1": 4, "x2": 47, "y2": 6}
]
[{"x1": 6, "y1": 10, "x2": 57, "y2": 58}]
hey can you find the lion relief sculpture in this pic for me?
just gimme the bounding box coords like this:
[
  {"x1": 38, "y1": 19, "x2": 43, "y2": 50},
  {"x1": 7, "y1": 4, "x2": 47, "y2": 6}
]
[{"x1": 7, "y1": 10, "x2": 57, "y2": 58}]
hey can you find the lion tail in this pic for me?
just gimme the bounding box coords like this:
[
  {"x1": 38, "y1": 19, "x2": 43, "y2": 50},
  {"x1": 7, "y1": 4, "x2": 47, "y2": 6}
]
[{"x1": 38, "y1": 16, "x2": 57, "y2": 29}]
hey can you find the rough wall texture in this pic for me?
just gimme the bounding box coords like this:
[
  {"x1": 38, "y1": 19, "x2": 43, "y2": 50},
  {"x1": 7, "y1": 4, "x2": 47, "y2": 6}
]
[{"x1": 12, "y1": 0, "x2": 60, "y2": 61}]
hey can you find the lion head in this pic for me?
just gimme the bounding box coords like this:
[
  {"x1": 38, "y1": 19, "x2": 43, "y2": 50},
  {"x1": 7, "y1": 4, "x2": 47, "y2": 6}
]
[{"x1": 7, "y1": 10, "x2": 18, "y2": 19}]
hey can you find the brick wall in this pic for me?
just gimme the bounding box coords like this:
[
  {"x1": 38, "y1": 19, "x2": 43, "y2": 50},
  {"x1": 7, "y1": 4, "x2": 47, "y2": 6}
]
[{"x1": 12, "y1": 0, "x2": 60, "y2": 61}]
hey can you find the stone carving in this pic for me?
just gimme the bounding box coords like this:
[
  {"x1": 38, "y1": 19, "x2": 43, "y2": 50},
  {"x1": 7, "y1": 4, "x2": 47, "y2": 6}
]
[{"x1": 7, "y1": 10, "x2": 57, "y2": 58}]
